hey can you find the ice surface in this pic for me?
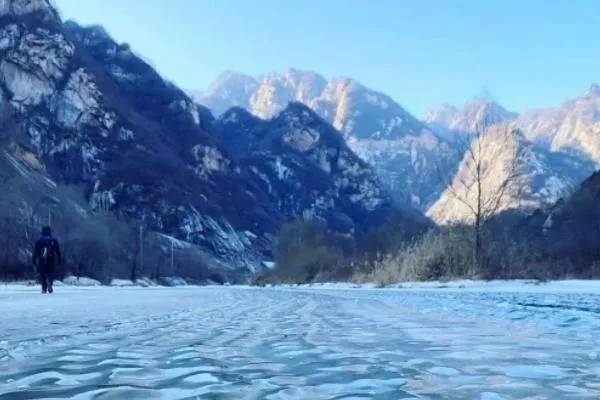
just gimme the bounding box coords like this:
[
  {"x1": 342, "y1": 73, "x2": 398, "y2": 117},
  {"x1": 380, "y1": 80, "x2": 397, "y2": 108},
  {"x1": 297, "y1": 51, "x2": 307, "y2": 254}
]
[
  {"x1": 296, "y1": 278, "x2": 600, "y2": 293},
  {"x1": 0, "y1": 285, "x2": 599, "y2": 399}
]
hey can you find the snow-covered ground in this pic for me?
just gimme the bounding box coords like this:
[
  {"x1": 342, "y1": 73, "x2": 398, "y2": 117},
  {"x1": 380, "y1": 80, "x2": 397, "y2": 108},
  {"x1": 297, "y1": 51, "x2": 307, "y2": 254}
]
[{"x1": 1, "y1": 284, "x2": 599, "y2": 399}]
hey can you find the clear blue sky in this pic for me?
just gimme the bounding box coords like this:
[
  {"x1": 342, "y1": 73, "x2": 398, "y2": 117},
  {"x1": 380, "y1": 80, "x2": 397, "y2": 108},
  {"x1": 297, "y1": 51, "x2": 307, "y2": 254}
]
[{"x1": 54, "y1": 0, "x2": 599, "y2": 117}]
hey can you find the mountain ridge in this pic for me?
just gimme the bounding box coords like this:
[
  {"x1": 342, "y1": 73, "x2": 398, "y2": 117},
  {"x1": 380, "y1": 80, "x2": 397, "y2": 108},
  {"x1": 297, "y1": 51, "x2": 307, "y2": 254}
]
[
  {"x1": 425, "y1": 84, "x2": 600, "y2": 166},
  {"x1": 195, "y1": 68, "x2": 457, "y2": 210},
  {"x1": 197, "y1": 69, "x2": 600, "y2": 218},
  {"x1": 424, "y1": 99, "x2": 518, "y2": 139}
]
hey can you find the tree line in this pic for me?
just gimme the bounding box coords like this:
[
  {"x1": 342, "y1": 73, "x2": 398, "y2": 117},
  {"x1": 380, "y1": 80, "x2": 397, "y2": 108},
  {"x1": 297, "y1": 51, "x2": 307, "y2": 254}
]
[{"x1": 0, "y1": 175, "x2": 222, "y2": 284}]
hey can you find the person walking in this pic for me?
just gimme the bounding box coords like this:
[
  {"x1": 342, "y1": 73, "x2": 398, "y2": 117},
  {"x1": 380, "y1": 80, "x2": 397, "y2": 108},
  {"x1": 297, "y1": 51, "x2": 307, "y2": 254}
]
[{"x1": 32, "y1": 226, "x2": 62, "y2": 294}]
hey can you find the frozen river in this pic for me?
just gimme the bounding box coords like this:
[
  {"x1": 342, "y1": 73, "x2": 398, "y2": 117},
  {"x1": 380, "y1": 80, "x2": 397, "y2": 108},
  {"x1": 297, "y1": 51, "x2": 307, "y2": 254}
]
[{"x1": 1, "y1": 284, "x2": 599, "y2": 399}]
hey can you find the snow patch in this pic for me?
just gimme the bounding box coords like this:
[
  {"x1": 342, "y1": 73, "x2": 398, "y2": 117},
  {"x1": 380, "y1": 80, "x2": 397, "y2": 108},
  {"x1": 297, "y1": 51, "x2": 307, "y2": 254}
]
[
  {"x1": 81, "y1": 143, "x2": 103, "y2": 179},
  {"x1": 162, "y1": 277, "x2": 188, "y2": 286},
  {"x1": 156, "y1": 233, "x2": 192, "y2": 249},
  {"x1": 110, "y1": 279, "x2": 135, "y2": 287},
  {"x1": 117, "y1": 127, "x2": 135, "y2": 141},
  {"x1": 108, "y1": 64, "x2": 138, "y2": 82},
  {"x1": 271, "y1": 156, "x2": 292, "y2": 180},
  {"x1": 289, "y1": 279, "x2": 600, "y2": 294},
  {"x1": 244, "y1": 231, "x2": 257, "y2": 239},
  {"x1": 89, "y1": 190, "x2": 115, "y2": 211},
  {"x1": 62, "y1": 276, "x2": 102, "y2": 286}
]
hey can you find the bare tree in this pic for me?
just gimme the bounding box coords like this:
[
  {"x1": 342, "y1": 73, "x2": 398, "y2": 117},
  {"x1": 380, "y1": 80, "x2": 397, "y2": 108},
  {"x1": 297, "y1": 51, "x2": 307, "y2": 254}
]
[{"x1": 435, "y1": 119, "x2": 530, "y2": 274}]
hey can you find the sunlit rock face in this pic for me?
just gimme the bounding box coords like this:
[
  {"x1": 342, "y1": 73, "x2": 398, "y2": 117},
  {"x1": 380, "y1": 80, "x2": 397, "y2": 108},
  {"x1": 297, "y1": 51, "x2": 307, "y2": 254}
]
[{"x1": 427, "y1": 123, "x2": 595, "y2": 225}]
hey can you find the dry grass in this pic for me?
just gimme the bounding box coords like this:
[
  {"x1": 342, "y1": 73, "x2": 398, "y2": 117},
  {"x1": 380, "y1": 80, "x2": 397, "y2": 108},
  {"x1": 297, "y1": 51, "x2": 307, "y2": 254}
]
[{"x1": 354, "y1": 230, "x2": 473, "y2": 287}]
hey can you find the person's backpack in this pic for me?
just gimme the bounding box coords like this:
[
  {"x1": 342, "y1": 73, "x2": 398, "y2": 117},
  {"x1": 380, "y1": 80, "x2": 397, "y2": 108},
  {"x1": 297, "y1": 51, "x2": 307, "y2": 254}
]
[{"x1": 40, "y1": 239, "x2": 55, "y2": 262}]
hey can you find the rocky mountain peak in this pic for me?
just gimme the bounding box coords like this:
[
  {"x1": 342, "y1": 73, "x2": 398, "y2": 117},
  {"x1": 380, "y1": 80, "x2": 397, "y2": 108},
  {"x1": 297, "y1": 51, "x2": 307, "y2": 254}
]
[
  {"x1": 466, "y1": 99, "x2": 518, "y2": 130},
  {"x1": 206, "y1": 70, "x2": 257, "y2": 94},
  {"x1": 423, "y1": 103, "x2": 458, "y2": 120},
  {"x1": 277, "y1": 101, "x2": 322, "y2": 124},
  {"x1": 424, "y1": 98, "x2": 517, "y2": 140},
  {"x1": 515, "y1": 84, "x2": 600, "y2": 159},
  {"x1": 279, "y1": 67, "x2": 325, "y2": 82},
  {"x1": 190, "y1": 71, "x2": 259, "y2": 117},
  {"x1": 213, "y1": 104, "x2": 405, "y2": 234},
  {"x1": 247, "y1": 69, "x2": 328, "y2": 119},
  {"x1": 0, "y1": 0, "x2": 58, "y2": 21},
  {"x1": 586, "y1": 83, "x2": 600, "y2": 97}
]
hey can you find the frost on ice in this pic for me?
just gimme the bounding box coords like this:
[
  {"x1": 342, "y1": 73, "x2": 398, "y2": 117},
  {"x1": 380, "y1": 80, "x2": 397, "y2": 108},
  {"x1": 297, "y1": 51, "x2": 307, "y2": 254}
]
[{"x1": 0, "y1": 284, "x2": 599, "y2": 398}]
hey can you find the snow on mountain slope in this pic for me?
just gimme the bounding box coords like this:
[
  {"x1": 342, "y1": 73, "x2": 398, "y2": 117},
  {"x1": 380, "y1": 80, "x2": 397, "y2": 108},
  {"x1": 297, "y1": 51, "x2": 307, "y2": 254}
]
[
  {"x1": 516, "y1": 84, "x2": 600, "y2": 161},
  {"x1": 425, "y1": 86, "x2": 600, "y2": 165},
  {"x1": 198, "y1": 69, "x2": 455, "y2": 209},
  {"x1": 215, "y1": 103, "x2": 411, "y2": 234},
  {"x1": 424, "y1": 99, "x2": 518, "y2": 140},
  {"x1": 427, "y1": 123, "x2": 595, "y2": 224},
  {"x1": 423, "y1": 95, "x2": 598, "y2": 223}
]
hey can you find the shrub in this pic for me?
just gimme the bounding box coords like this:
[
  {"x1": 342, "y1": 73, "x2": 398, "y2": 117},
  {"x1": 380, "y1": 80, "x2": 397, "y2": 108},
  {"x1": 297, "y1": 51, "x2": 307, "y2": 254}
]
[
  {"x1": 253, "y1": 219, "x2": 349, "y2": 285},
  {"x1": 360, "y1": 229, "x2": 473, "y2": 286}
]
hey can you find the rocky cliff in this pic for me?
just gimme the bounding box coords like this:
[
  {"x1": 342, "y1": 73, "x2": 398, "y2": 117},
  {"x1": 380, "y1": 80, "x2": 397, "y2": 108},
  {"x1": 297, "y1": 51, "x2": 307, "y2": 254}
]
[
  {"x1": 427, "y1": 123, "x2": 595, "y2": 224},
  {"x1": 515, "y1": 84, "x2": 600, "y2": 162},
  {"x1": 0, "y1": 0, "x2": 403, "y2": 278}
]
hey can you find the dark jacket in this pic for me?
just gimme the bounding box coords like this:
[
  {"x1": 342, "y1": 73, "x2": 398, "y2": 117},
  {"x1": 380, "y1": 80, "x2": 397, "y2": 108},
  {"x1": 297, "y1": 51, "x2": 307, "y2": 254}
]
[{"x1": 33, "y1": 230, "x2": 62, "y2": 266}]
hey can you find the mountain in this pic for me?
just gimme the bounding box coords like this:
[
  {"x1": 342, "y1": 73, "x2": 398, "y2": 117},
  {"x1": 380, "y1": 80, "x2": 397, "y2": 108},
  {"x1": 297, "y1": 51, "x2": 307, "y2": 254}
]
[
  {"x1": 214, "y1": 103, "x2": 421, "y2": 232},
  {"x1": 197, "y1": 69, "x2": 456, "y2": 209},
  {"x1": 425, "y1": 86, "x2": 600, "y2": 161},
  {"x1": 524, "y1": 169, "x2": 600, "y2": 276},
  {"x1": 191, "y1": 71, "x2": 259, "y2": 116},
  {"x1": 424, "y1": 99, "x2": 518, "y2": 140},
  {"x1": 515, "y1": 84, "x2": 600, "y2": 161},
  {"x1": 423, "y1": 94, "x2": 599, "y2": 224},
  {"x1": 199, "y1": 69, "x2": 432, "y2": 141},
  {"x1": 426, "y1": 123, "x2": 595, "y2": 224},
  {"x1": 0, "y1": 0, "x2": 402, "y2": 279},
  {"x1": 422, "y1": 103, "x2": 458, "y2": 139}
]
